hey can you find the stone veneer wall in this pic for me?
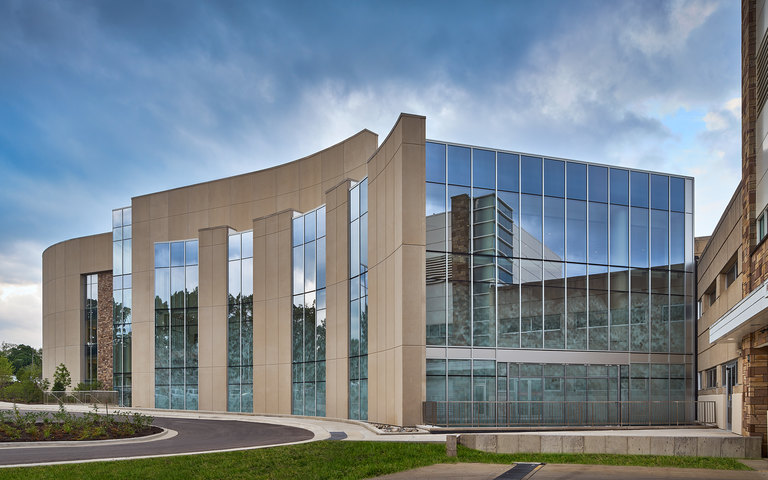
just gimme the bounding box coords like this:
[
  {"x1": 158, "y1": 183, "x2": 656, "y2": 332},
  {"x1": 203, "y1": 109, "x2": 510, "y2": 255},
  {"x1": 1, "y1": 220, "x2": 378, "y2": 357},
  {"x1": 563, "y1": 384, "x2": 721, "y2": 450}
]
[
  {"x1": 97, "y1": 272, "x2": 113, "y2": 389},
  {"x1": 742, "y1": 329, "x2": 768, "y2": 456}
]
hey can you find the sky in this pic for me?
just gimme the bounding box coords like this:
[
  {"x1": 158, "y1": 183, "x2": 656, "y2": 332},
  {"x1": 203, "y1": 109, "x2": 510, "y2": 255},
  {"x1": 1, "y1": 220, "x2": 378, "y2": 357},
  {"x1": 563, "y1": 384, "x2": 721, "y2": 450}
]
[{"x1": 0, "y1": 0, "x2": 742, "y2": 348}]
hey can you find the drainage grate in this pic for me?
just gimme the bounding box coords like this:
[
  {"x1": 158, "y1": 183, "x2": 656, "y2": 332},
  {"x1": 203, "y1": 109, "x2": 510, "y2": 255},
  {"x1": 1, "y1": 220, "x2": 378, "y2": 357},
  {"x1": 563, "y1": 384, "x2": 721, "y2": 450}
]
[
  {"x1": 328, "y1": 431, "x2": 348, "y2": 440},
  {"x1": 495, "y1": 463, "x2": 542, "y2": 479}
]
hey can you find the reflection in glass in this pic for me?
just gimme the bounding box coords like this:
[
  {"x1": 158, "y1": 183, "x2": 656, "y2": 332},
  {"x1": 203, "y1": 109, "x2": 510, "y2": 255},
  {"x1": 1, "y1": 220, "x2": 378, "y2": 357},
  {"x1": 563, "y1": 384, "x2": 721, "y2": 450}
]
[
  {"x1": 448, "y1": 186, "x2": 471, "y2": 253},
  {"x1": 610, "y1": 169, "x2": 629, "y2": 205},
  {"x1": 520, "y1": 260, "x2": 542, "y2": 349},
  {"x1": 650, "y1": 210, "x2": 669, "y2": 268},
  {"x1": 610, "y1": 268, "x2": 629, "y2": 351},
  {"x1": 544, "y1": 159, "x2": 565, "y2": 197},
  {"x1": 651, "y1": 175, "x2": 669, "y2": 211},
  {"x1": 588, "y1": 165, "x2": 608, "y2": 203},
  {"x1": 651, "y1": 270, "x2": 669, "y2": 353},
  {"x1": 473, "y1": 148, "x2": 495, "y2": 189},
  {"x1": 670, "y1": 212, "x2": 684, "y2": 270},
  {"x1": 566, "y1": 263, "x2": 587, "y2": 350},
  {"x1": 521, "y1": 156, "x2": 542, "y2": 195},
  {"x1": 426, "y1": 142, "x2": 446, "y2": 183},
  {"x1": 521, "y1": 194, "x2": 542, "y2": 258},
  {"x1": 447, "y1": 145, "x2": 471, "y2": 186},
  {"x1": 630, "y1": 207, "x2": 648, "y2": 268},
  {"x1": 610, "y1": 205, "x2": 629, "y2": 266},
  {"x1": 498, "y1": 152, "x2": 519, "y2": 192},
  {"x1": 566, "y1": 200, "x2": 587, "y2": 263},
  {"x1": 498, "y1": 257, "x2": 520, "y2": 348},
  {"x1": 630, "y1": 172, "x2": 648, "y2": 207},
  {"x1": 630, "y1": 269, "x2": 649, "y2": 352},
  {"x1": 588, "y1": 265, "x2": 608, "y2": 350},
  {"x1": 588, "y1": 203, "x2": 608, "y2": 264},
  {"x1": 670, "y1": 177, "x2": 685, "y2": 212},
  {"x1": 566, "y1": 162, "x2": 587, "y2": 200},
  {"x1": 426, "y1": 182, "x2": 446, "y2": 252},
  {"x1": 543, "y1": 262, "x2": 564, "y2": 349},
  {"x1": 543, "y1": 197, "x2": 564, "y2": 260}
]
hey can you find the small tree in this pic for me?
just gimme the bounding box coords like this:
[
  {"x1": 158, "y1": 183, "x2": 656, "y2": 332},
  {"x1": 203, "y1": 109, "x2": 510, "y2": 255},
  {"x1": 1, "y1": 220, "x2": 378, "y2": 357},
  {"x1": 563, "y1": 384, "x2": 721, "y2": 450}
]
[
  {"x1": 0, "y1": 356, "x2": 13, "y2": 388},
  {"x1": 52, "y1": 363, "x2": 71, "y2": 392}
]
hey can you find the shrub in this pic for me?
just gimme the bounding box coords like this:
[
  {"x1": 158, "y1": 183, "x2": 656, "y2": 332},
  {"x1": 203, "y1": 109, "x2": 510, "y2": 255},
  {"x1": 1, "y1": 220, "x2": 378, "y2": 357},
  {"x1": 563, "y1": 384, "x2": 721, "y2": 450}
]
[{"x1": 52, "y1": 363, "x2": 71, "y2": 392}]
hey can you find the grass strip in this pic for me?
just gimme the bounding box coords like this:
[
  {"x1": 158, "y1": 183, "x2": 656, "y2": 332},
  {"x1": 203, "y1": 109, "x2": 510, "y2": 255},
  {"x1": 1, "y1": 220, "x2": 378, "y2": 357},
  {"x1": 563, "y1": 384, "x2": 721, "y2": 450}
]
[{"x1": 0, "y1": 441, "x2": 751, "y2": 479}]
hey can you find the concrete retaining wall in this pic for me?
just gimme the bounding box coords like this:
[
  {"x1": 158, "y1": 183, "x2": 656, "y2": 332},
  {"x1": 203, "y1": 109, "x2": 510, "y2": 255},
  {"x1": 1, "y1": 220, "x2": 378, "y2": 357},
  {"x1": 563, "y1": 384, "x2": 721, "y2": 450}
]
[{"x1": 458, "y1": 433, "x2": 762, "y2": 458}]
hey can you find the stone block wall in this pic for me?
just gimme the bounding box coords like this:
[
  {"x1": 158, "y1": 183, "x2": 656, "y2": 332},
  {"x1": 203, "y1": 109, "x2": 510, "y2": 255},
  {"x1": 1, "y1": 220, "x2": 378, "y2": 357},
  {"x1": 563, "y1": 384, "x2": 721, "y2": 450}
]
[
  {"x1": 742, "y1": 329, "x2": 768, "y2": 456},
  {"x1": 97, "y1": 272, "x2": 113, "y2": 389}
]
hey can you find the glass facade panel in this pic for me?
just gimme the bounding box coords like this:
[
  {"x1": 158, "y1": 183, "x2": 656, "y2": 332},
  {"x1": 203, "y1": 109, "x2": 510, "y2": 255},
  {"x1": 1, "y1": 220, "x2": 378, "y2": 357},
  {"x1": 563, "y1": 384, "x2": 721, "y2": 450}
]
[
  {"x1": 566, "y1": 162, "x2": 587, "y2": 200},
  {"x1": 426, "y1": 142, "x2": 446, "y2": 183},
  {"x1": 293, "y1": 206, "x2": 327, "y2": 417},
  {"x1": 447, "y1": 145, "x2": 470, "y2": 186},
  {"x1": 227, "y1": 230, "x2": 254, "y2": 413},
  {"x1": 424, "y1": 142, "x2": 694, "y2": 426},
  {"x1": 154, "y1": 239, "x2": 198, "y2": 410},
  {"x1": 348, "y1": 181, "x2": 368, "y2": 420},
  {"x1": 113, "y1": 207, "x2": 132, "y2": 406}
]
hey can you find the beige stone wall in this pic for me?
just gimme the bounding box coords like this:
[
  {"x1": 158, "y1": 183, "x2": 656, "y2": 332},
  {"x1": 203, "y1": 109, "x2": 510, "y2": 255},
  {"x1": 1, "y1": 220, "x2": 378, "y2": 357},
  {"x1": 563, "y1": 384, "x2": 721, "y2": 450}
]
[
  {"x1": 197, "y1": 226, "x2": 229, "y2": 411},
  {"x1": 697, "y1": 185, "x2": 743, "y2": 374},
  {"x1": 42, "y1": 232, "x2": 112, "y2": 385},
  {"x1": 129, "y1": 129, "x2": 377, "y2": 408},
  {"x1": 324, "y1": 180, "x2": 351, "y2": 418},
  {"x1": 252, "y1": 211, "x2": 294, "y2": 414},
  {"x1": 367, "y1": 114, "x2": 426, "y2": 425}
]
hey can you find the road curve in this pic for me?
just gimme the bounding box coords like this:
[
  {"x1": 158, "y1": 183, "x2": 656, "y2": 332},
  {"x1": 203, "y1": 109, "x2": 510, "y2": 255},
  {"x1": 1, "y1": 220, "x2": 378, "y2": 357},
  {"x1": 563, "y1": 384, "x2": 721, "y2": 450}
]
[{"x1": 0, "y1": 416, "x2": 315, "y2": 466}]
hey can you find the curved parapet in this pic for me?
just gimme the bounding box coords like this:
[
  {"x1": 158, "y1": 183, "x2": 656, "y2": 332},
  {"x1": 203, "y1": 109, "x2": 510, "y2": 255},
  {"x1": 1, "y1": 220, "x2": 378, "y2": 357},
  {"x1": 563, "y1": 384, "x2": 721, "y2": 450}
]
[{"x1": 42, "y1": 232, "x2": 112, "y2": 386}]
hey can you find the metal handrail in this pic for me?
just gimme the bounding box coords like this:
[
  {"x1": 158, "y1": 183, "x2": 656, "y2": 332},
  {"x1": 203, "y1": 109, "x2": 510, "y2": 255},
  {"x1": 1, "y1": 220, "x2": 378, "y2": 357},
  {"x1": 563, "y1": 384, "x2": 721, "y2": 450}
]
[
  {"x1": 44, "y1": 390, "x2": 119, "y2": 406},
  {"x1": 422, "y1": 400, "x2": 716, "y2": 427}
]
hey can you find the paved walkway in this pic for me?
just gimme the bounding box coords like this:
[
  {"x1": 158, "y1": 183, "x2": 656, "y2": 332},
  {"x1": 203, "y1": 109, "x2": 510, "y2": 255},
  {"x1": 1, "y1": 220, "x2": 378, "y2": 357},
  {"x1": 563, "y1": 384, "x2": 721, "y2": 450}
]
[{"x1": 371, "y1": 463, "x2": 768, "y2": 479}]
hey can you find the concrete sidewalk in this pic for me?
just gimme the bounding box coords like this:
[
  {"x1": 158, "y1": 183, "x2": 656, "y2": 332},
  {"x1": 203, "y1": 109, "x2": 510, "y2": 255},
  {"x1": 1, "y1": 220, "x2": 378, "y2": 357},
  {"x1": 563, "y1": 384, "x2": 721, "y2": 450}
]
[{"x1": 370, "y1": 463, "x2": 768, "y2": 480}]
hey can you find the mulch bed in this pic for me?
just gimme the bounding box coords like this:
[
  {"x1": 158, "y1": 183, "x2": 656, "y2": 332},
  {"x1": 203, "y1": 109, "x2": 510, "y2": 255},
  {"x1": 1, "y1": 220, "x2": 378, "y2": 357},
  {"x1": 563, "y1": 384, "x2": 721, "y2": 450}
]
[{"x1": 0, "y1": 423, "x2": 162, "y2": 442}]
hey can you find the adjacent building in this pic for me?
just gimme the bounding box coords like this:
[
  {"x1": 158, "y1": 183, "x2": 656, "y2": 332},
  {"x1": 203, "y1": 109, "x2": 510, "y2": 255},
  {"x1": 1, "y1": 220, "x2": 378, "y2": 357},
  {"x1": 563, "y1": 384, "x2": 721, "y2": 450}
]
[
  {"x1": 43, "y1": 113, "x2": 696, "y2": 427},
  {"x1": 694, "y1": 0, "x2": 768, "y2": 456}
]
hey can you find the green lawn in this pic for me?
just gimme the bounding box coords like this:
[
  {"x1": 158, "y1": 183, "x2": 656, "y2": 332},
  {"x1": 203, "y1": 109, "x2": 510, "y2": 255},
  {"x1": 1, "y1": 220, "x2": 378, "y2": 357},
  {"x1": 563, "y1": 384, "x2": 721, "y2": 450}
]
[{"x1": 0, "y1": 441, "x2": 751, "y2": 480}]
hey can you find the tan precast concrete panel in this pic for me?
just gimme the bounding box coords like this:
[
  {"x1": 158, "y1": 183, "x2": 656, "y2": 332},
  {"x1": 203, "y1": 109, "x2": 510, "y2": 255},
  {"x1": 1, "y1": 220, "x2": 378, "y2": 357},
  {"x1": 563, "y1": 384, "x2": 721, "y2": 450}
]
[
  {"x1": 325, "y1": 180, "x2": 351, "y2": 419},
  {"x1": 366, "y1": 114, "x2": 426, "y2": 425},
  {"x1": 42, "y1": 232, "x2": 112, "y2": 384}
]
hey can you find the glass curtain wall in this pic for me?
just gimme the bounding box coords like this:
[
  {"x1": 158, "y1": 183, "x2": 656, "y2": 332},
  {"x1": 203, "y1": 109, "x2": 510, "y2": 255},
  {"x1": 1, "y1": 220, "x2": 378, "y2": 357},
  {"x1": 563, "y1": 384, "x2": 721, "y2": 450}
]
[
  {"x1": 228, "y1": 231, "x2": 254, "y2": 412},
  {"x1": 292, "y1": 206, "x2": 327, "y2": 416},
  {"x1": 425, "y1": 141, "x2": 694, "y2": 425},
  {"x1": 349, "y1": 180, "x2": 368, "y2": 420},
  {"x1": 154, "y1": 240, "x2": 199, "y2": 410},
  {"x1": 112, "y1": 207, "x2": 132, "y2": 406},
  {"x1": 84, "y1": 274, "x2": 98, "y2": 386}
]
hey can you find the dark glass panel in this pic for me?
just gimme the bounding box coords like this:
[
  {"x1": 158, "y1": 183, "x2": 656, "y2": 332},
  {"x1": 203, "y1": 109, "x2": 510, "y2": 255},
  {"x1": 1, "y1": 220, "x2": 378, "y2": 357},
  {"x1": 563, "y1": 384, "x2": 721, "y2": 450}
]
[
  {"x1": 498, "y1": 152, "x2": 519, "y2": 192},
  {"x1": 630, "y1": 207, "x2": 648, "y2": 268},
  {"x1": 447, "y1": 145, "x2": 471, "y2": 186},
  {"x1": 566, "y1": 200, "x2": 587, "y2": 263},
  {"x1": 588, "y1": 203, "x2": 608, "y2": 264},
  {"x1": 472, "y1": 148, "x2": 496, "y2": 189},
  {"x1": 650, "y1": 174, "x2": 669, "y2": 210},
  {"x1": 566, "y1": 162, "x2": 587, "y2": 200},
  {"x1": 544, "y1": 159, "x2": 565, "y2": 197},
  {"x1": 670, "y1": 177, "x2": 685, "y2": 212},
  {"x1": 521, "y1": 156, "x2": 542, "y2": 195},
  {"x1": 426, "y1": 142, "x2": 446, "y2": 184},
  {"x1": 543, "y1": 196, "x2": 565, "y2": 261},
  {"x1": 448, "y1": 253, "x2": 471, "y2": 346},
  {"x1": 588, "y1": 165, "x2": 608, "y2": 203},
  {"x1": 472, "y1": 281, "x2": 495, "y2": 347},
  {"x1": 609, "y1": 205, "x2": 629, "y2": 266},
  {"x1": 630, "y1": 171, "x2": 648, "y2": 207}
]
